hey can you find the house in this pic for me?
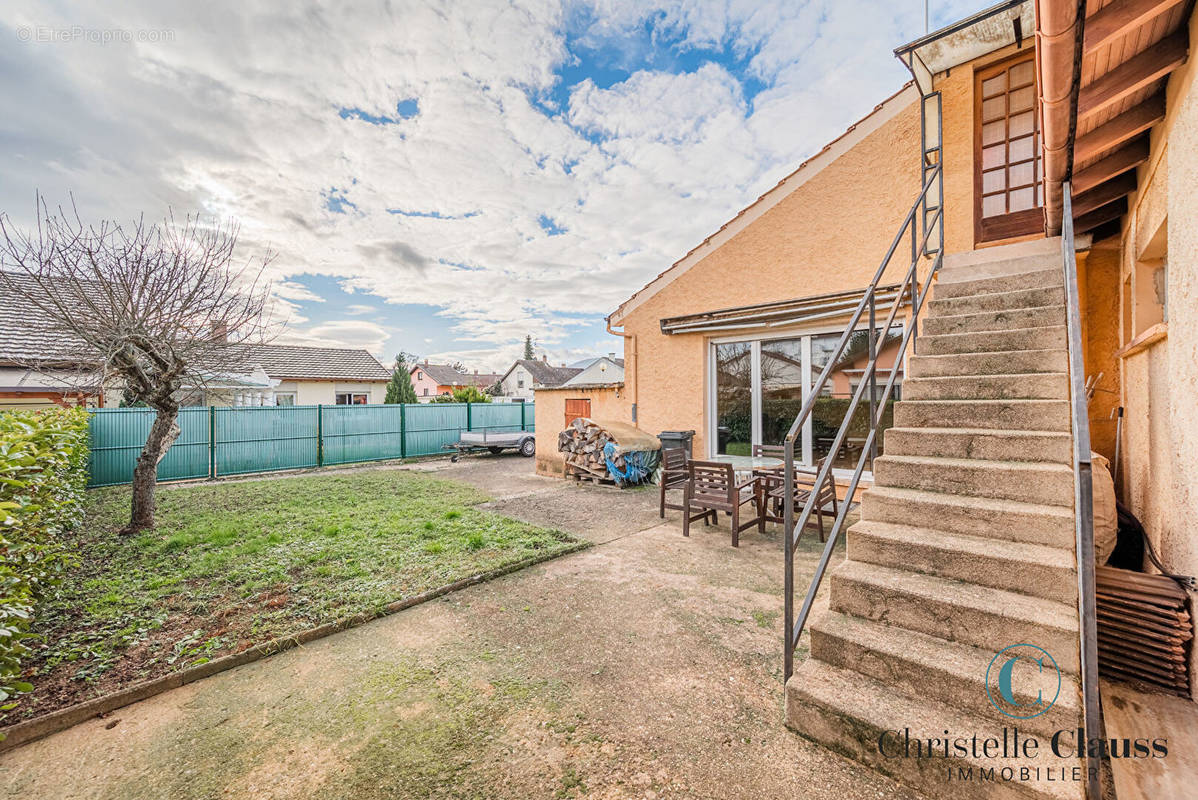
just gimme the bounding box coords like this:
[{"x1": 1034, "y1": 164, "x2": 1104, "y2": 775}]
[
  {"x1": 565, "y1": 1, "x2": 1198, "y2": 797},
  {"x1": 562, "y1": 354, "x2": 624, "y2": 387},
  {"x1": 0, "y1": 274, "x2": 391, "y2": 408},
  {"x1": 215, "y1": 344, "x2": 391, "y2": 405},
  {"x1": 495, "y1": 356, "x2": 582, "y2": 400},
  {"x1": 408, "y1": 361, "x2": 502, "y2": 401}
]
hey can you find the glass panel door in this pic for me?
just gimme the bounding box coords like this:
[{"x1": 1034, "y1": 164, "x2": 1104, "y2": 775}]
[
  {"x1": 714, "y1": 342, "x2": 752, "y2": 456},
  {"x1": 760, "y1": 338, "x2": 804, "y2": 448}
]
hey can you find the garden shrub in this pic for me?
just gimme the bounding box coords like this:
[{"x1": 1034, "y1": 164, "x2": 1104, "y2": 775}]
[{"x1": 0, "y1": 407, "x2": 89, "y2": 715}]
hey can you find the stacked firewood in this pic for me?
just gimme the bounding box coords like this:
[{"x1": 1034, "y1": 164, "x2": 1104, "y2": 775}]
[
  {"x1": 1096, "y1": 566, "x2": 1192, "y2": 696},
  {"x1": 558, "y1": 417, "x2": 617, "y2": 480}
]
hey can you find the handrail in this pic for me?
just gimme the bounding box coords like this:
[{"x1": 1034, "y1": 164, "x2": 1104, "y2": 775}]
[
  {"x1": 782, "y1": 82, "x2": 944, "y2": 679},
  {"x1": 1061, "y1": 183, "x2": 1102, "y2": 800}
]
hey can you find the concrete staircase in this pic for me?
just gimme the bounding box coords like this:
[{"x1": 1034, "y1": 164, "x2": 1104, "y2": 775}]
[{"x1": 785, "y1": 238, "x2": 1084, "y2": 800}]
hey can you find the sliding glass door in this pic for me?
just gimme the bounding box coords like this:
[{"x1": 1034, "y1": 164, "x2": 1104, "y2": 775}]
[{"x1": 710, "y1": 327, "x2": 902, "y2": 471}]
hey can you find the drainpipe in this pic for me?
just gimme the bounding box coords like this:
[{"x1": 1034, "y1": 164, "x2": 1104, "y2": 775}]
[
  {"x1": 1036, "y1": 0, "x2": 1085, "y2": 235},
  {"x1": 604, "y1": 315, "x2": 638, "y2": 425}
]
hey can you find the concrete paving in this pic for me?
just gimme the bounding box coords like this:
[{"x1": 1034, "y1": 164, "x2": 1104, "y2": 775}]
[{"x1": 0, "y1": 456, "x2": 920, "y2": 800}]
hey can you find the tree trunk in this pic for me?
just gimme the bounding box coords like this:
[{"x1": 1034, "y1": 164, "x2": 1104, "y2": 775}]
[{"x1": 122, "y1": 406, "x2": 182, "y2": 535}]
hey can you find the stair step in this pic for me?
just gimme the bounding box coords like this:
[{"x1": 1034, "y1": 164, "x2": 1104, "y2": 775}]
[
  {"x1": 941, "y1": 237, "x2": 1064, "y2": 270},
  {"x1": 829, "y1": 560, "x2": 1080, "y2": 671},
  {"x1": 904, "y1": 373, "x2": 1069, "y2": 401},
  {"x1": 883, "y1": 427, "x2": 1073, "y2": 463},
  {"x1": 847, "y1": 520, "x2": 1077, "y2": 603},
  {"x1": 922, "y1": 305, "x2": 1066, "y2": 336},
  {"x1": 937, "y1": 254, "x2": 1059, "y2": 284},
  {"x1": 894, "y1": 399, "x2": 1072, "y2": 432},
  {"x1": 916, "y1": 326, "x2": 1067, "y2": 356},
  {"x1": 908, "y1": 349, "x2": 1069, "y2": 378},
  {"x1": 786, "y1": 661, "x2": 1084, "y2": 800},
  {"x1": 929, "y1": 285, "x2": 1066, "y2": 316},
  {"x1": 933, "y1": 269, "x2": 1063, "y2": 301},
  {"x1": 809, "y1": 610, "x2": 1081, "y2": 740},
  {"x1": 860, "y1": 485, "x2": 1075, "y2": 548},
  {"x1": 873, "y1": 455, "x2": 1074, "y2": 506}
]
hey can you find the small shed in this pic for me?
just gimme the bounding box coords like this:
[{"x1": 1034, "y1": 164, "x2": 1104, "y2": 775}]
[{"x1": 533, "y1": 382, "x2": 629, "y2": 477}]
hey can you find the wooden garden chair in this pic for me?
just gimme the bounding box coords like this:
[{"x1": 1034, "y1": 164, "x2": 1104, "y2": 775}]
[
  {"x1": 682, "y1": 460, "x2": 761, "y2": 547},
  {"x1": 756, "y1": 456, "x2": 839, "y2": 542},
  {"x1": 658, "y1": 447, "x2": 689, "y2": 518}
]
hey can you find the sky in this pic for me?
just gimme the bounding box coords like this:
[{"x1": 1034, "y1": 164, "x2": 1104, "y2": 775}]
[{"x1": 0, "y1": 1, "x2": 986, "y2": 372}]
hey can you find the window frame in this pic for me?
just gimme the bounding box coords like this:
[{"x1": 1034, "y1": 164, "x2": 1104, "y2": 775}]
[
  {"x1": 335, "y1": 392, "x2": 369, "y2": 405},
  {"x1": 974, "y1": 50, "x2": 1044, "y2": 244}
]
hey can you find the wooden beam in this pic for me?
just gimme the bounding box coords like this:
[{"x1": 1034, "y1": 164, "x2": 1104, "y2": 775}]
[
  {"x1": 1084, "y1": 0, "x2": 1187, "y2": 54},
  {"x1": 1074, "y1": 93, "x2": 1165, "y2": 162},
  {"x1": 1073, "y1": 173, "x2": 1137, "y2": 218},
  {"x1": 1074, "y1": 196, "x2": 1129, "y2": 233},
  {"x1": 1078, "y1": 30, "x2": 1188, "y2": 120},
  {"x1": 1072, "y1": 137, "x2": 1150, "y2": 194}
]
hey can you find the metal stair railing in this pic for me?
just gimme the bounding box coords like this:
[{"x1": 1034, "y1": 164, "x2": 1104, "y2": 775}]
[
  {"x1": 1061, "y1": 182, "x2": 1102, "y2": 800},
  {"x1": 782, "y1": 90, "x2": 943, "y2": 682}
]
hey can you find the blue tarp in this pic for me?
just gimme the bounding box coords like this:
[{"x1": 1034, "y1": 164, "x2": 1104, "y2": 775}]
[{"x1": 603, "y1": 441, "x2": 660, "y2": 486}]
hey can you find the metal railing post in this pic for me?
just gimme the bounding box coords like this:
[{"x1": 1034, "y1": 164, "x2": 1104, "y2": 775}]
[
  {"x1": 316, "y1": 404, "x2": 324, "y2": 467},
  {"x1": 868, "y1": 294, "x2": 878, "y2": 466},
  {"x1": 1061, "y1": 183, "x2": 1101, "y2": 800},
  {"x1": 208, "y1": 405, "x2": 216, "y2": 479},
  {"x1": 783, "y1": 433, "x2": 795, "y2": 681},
  {"x1": 400, "y1": 402, "x2": 407, "y2": 459}
]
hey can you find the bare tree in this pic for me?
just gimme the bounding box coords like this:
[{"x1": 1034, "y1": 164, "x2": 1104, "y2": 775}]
[{"x1": 0, "y1": 198, "x2": 273, "y2": 534}]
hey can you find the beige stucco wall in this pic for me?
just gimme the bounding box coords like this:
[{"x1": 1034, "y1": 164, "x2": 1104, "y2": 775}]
[
  {"x1": 1103, "y1": 7, "x2": 1198, "y2": 696},
  {"x1": 616, "y1": 93, "x2": 928, "y2": 457},
  {"x1": 533, "y1": 385, "x2": 629, "y2": 477},
  {"x1": 275, "y1": 380, "x2": 387, "y2": 405}
]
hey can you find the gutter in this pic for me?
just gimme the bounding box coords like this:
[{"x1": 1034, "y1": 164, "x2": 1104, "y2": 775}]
[
  {"x1": 604, "y1": 316, "x2": 639, "y2": 425},
  {"x1": 1036, "y1": 0, "x2": 1086, "y2": 234}
]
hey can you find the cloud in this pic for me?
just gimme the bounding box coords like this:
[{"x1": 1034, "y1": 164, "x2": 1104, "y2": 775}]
[
  {"x1": 0, "y1": 0, "x2": 972, "y2": 357},
  {"x1": 345, "y1": 303, "x2": 378, "y2": 315}
]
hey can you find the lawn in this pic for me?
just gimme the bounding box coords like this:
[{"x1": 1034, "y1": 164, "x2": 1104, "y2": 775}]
[{"x1": 7, "y1": 469, "x2": 581, "y2": 723}]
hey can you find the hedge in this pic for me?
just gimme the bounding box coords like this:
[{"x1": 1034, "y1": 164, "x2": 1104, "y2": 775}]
[{"x1": 0, "y1": 407, "x2": 89, "y2": 714}]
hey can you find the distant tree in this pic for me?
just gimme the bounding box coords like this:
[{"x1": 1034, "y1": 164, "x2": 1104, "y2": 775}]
[
  {"x1": 384, "y1": 352, "x2": 418, "y2": 404},
  {"x1": 522, "y1": 334, "x2": 535, "y2": 360},
  {"x1": 432, "y1": 385, "x2": 491, "y2": 403},
  {"x1": 0, "y1": 198, "x2": 272, "y2": 534}
]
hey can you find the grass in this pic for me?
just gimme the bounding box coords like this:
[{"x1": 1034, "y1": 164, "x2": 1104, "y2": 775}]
[{"x1": 10, "y1": 469, "x2": 580, "y2": 722}]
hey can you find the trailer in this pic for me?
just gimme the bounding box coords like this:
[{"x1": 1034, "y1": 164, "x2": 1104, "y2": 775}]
[{"x1": 444, "y1": 428, "x2": 535, "y2": 461}]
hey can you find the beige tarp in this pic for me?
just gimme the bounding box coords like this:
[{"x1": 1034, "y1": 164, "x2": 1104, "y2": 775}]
[{"x1": 584, "y1": 418, "x2": 660, "y2": 455}]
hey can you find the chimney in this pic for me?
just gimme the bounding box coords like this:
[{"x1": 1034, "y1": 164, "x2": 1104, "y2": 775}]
[
  {"x1": 607, "y1": 352, "x2": 615, "y2": 360},
  {"x1": 541, "y1": 354, "x2": 548, "y2": 362},
  {"x1": 211, "y1": 321, "x2": 228, "y2": 344},
  {"x1": 473, "y1": 369, "x2": 478, "y2": 375}
]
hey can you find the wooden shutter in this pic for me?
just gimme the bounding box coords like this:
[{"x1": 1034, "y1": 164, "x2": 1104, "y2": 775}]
[
  {"x1": 565, "y1": 398, "x2": 591, "y2": 430},
  {"x1": 975, "y1": 53, "x2": 1044, "y2": 243}
]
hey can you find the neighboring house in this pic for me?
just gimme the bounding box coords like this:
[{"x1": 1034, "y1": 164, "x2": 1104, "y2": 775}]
[
  {"x1": 0, "y1": 275, "x2": 390, "y2": 408},
  {"x1": 211, "y1": 344, "x2": 391, "y2": 406},
  {"x1": 495, "y1": 357, "x2": 582, "y2": 400},
  {"x1": 562, "y1": 354, "x2": 624, "y2": 387},
  {"x1": 547, "y1": 2, "x2": 1198, "y2": 798},
  {"x1": 408, "y1": 361, "x2": 502, "y2": 401}
]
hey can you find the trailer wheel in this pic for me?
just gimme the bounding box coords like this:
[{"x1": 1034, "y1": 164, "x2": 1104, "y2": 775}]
[{"x1": 520, "y1": 437, "x2": 535, "y2": 457}]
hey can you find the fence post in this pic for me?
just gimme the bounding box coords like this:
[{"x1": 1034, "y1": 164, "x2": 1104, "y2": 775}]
[
  {"x1": 520, "y1": 402, "x2": 526, "y2": 431},
  {"x1": 400, "y1": 403, "x2": 407, "y2": 460},
  {"x1": 208, "y1": 406, "x2": 216, "y2": 479},
  {"x1": 466, "y1": 401, "x2": 472, "y2": 432},
  {"x1": 316, "y1": 404, "x2": 324, "y2": 467}
]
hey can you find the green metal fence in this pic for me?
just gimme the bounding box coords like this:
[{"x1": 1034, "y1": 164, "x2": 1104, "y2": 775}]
[{"x1": 87, "y1": 402, "x2": 534, "y2": 487}]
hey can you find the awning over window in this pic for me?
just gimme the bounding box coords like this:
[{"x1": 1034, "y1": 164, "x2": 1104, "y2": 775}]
[{"x1": 659, "y1": 284, "x2": 910, "y2": 335}]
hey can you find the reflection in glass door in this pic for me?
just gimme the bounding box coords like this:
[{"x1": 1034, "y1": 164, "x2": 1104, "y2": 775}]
[
  {"x1": 714, "y1": 342, "x2": 752, "y2": 455},
  {"x1": 760, "y1": 338, "x2": 805, "y2": 448},
  {"x1": 711, "y1": 327, "x2": 903, "y2": 470}
]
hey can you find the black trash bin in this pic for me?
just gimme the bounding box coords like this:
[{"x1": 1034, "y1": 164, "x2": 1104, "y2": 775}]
[{"x1": 658, "y1": 430, "x2": 695, "y2": 458}]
